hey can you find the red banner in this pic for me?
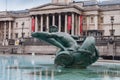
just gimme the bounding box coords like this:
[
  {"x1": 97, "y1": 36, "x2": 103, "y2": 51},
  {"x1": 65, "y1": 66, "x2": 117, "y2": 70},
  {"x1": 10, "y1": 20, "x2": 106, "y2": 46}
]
[
  {"x1": 31, "y1": 17, "x2": 35, "y2": 32},
  {"x1": 80, "y1": 16, "x2": 83, "y2": 33},
  {"x1": 67, "y1": 16, "x2": 72, "y2": 31}
]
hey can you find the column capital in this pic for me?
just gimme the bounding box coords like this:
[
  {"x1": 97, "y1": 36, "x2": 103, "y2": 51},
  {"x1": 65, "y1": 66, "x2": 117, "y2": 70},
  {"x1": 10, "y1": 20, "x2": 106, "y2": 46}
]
[
  {"x1": 31, "y1": 15, "x2": 35, "y2": 18},
  {"x1": 4, "y1": 21, "x2": 6, "y2": 25}
]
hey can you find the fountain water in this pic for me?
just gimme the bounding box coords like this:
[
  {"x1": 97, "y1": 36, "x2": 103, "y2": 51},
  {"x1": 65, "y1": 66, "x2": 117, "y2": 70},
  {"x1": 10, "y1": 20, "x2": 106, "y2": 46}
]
[{"x1": 0, "y1": 55, "x2": 119, "y2": 80}]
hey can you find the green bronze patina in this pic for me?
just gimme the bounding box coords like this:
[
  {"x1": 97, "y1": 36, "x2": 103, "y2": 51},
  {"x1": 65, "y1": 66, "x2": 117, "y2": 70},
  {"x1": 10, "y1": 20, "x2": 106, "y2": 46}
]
[{"x1": 31, "y1": 26, "x2": 99, "y2": 68}]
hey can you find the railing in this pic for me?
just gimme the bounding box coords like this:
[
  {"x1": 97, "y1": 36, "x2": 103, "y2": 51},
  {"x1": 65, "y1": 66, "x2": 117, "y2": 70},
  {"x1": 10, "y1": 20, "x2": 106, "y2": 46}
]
[
  {"x1": 22, "y1": 36, "x2": 120, "y2": 46},
  {"x1": 23, "y1": 38, "x2": 51, "y2": 46},
  {"x1": 0, "y1": 36, "x2": 120, "y2": 57}
]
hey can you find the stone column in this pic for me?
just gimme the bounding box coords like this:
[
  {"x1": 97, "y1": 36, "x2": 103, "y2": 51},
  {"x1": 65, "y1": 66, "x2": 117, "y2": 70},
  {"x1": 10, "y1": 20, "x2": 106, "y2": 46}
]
[
  {"x1": 87, "y1": 16, "x2": 90, "y2": 30},
  {"x1": 30, "y1": 17, "x2": 32, "y2": 34},
  {"x1": 4, "y1": 22, "x2": 6, "y2": 39},
  {"x1": 52, "y1": 14, "x2": 55, "y2": 26},
  {"x1": 0, "y1": 22, "x2": 2, "y2": 39},
  {"x1": 46, "y1": 14, "x2": 49, "y2": 32},
  {"x1": 78, "y1": 15, "x2": 80, "y2": 36},
  {"x1": 72, "y1": 13, "x2": 75, "y2": 35},
  {"x1": 58, "y1": 14, "x2": 61, "y2": 32},
  {"x1": 94, "y1": 15, "x2": 98, "y2": 30},
  {"x1": 40, "y1": 15, "x2": 43, "y2": 32},
  {"x1": 8, "y1": 21, "x2": 11, "y2": 39},
  {"x1": 35, "y1": 16, "x2": 38, "y2": 32},
  {"x1": 75, "y1": 14, "x2": 78, "y2": 35},
  {"x1": 65, "y1": 13, "x2": 67, "y2": 33}
]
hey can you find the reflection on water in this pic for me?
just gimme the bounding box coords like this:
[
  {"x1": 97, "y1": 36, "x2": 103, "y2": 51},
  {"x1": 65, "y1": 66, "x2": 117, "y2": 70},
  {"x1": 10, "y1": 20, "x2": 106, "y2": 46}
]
[{"x1": 0, "y1": 55, "x2": 120, "y2": 80}]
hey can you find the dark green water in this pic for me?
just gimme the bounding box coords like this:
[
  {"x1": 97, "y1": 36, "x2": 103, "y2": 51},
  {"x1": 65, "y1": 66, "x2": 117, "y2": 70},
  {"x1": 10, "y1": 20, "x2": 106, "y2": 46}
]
[{"x1": 0, "y1": 55, "x2": 119, "y2": 80}]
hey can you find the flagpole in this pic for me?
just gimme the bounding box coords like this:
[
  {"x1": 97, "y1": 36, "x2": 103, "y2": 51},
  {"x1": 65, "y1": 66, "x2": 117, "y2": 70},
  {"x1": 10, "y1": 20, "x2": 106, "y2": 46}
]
[
  {"x1": 5, "y1": 0, "x2": 8, "y2": 16},
  {"x1": 5, "y1": 0, "x2": 7, "y2": 11}
]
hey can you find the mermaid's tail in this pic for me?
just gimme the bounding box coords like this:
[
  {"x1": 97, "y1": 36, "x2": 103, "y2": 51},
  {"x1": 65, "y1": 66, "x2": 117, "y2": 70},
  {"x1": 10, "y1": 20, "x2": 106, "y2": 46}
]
[{"x1": 55, "y1": 37, "x2": 99, "y2": 68}]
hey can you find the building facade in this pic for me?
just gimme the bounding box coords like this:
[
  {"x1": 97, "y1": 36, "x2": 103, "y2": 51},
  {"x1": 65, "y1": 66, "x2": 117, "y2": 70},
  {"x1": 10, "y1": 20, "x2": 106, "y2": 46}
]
[
  {"x1": 0, "y1": 0, "x2": 120, "y2": 40},
  {"x1": 0, "y1": 11, "x2": 31, "y2": 40}
]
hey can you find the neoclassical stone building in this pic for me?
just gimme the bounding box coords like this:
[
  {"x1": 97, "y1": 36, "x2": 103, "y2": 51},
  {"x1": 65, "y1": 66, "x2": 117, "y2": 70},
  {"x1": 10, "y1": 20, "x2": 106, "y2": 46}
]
[
  {"x1": 0, "y1": 0, "x2": 120, "y2": 40},
  {"x1": 0, "y1": 11, "x2": 30, "y2": 40}
]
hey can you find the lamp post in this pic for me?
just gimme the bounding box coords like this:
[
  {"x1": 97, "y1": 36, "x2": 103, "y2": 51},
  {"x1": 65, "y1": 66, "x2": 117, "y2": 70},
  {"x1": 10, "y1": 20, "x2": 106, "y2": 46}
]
[
  {"x1": 20, "y1": 22, "x2": 24, "y2": 45},
  {"x1": 110, "y1": 16, "x2": 114, "y2": 36},
  {"x1": 21, "y1": 22, "x2": 24, "y2": 38},
  {"x1": 109, "y1": 16, "x2": 115, "y2": 60}
]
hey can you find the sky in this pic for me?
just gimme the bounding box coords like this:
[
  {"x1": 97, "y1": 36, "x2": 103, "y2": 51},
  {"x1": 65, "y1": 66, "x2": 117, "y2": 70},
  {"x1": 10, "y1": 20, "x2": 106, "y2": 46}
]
[{"x1": 0, "y1": 0, "x2": 107, "y2": 11}]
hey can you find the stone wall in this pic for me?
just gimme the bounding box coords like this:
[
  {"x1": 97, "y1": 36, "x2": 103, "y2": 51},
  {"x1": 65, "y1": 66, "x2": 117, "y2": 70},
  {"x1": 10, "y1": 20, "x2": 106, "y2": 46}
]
[
  {"x1": 24, "y1": 46, "x2": 59, "y2": 54},
  {"x1": 18, "y1": 45, "x2": 120, "y2": 56}
]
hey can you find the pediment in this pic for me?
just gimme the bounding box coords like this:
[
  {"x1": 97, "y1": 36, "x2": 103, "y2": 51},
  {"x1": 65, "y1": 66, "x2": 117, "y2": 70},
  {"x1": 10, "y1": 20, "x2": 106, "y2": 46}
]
[{"x1": 31, "y1": 3, "x2": 68, "y2": 11}]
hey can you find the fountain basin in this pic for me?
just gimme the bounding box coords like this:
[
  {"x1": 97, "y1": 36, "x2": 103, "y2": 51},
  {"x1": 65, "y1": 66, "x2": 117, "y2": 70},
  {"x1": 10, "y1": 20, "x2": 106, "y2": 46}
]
[{"x1": 0, "y1": 55, "x2": 119, "y2": 80}]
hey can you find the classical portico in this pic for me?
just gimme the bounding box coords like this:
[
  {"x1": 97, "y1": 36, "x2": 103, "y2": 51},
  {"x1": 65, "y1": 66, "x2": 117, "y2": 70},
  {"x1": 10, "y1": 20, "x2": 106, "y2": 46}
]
[
  {"x1": 0, "y1": 17, "x2": 14, "y2": 40},
  {"x1": 30, "y1": 3, "x2": 83, "y2": 35}
]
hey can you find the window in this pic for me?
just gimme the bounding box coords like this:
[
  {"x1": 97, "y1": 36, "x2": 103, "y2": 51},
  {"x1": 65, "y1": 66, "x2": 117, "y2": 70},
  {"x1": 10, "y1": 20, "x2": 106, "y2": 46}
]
[
  {"x1": 15, "y1": 33, "x2": 18, "y2": 38},
  {"x1": 83, "y1": 17, "x2": 86, "y2": 23},
  {"x1": 16, "y1": 22, "x2": 18, "y2": 27},
  {"x1": 100, "y1": 17, "x2": 104, "y2": 23},
  {"x1": 90, "y1": 17, "x2": 94, "y2": 23},
  {"x1": 6, "y1": 34, "x2": 8, "y2": 39}
]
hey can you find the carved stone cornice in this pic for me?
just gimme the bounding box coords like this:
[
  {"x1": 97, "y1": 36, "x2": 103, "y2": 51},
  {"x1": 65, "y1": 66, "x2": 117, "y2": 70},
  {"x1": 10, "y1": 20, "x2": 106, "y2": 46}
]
[{"x1": 0, "y1": 17, "x2": 14, "y2": 21}]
